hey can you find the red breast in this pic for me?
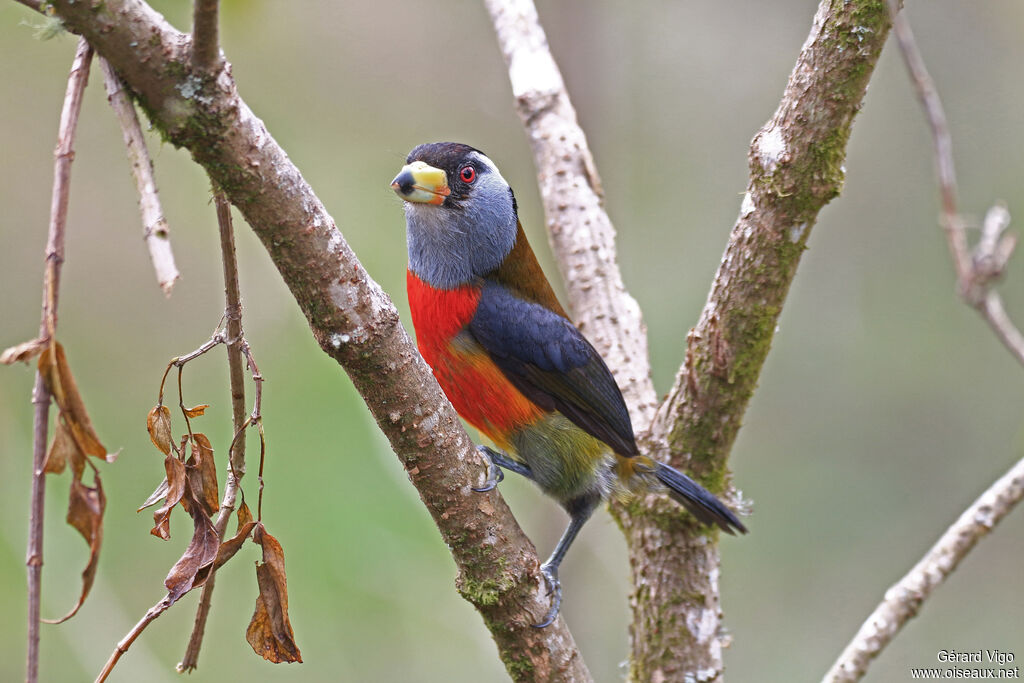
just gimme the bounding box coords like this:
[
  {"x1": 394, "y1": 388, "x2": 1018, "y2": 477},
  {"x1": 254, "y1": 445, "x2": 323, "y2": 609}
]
[{"x1": 407, "y1": 270, "x2": 544, "y2": 447}]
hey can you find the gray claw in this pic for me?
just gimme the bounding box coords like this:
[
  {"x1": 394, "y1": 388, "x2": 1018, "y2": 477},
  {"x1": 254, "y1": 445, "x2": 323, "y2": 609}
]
[
  {"x1": 532, "y1": 564, "x2": 562, "y2": 628},
  {"x1": 471, "y1": 445, "x2": 504, "y2": 492}
]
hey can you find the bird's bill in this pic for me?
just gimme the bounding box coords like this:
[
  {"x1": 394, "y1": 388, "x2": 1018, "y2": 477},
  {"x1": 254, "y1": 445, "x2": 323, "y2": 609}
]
[{"x1": 390, "y1": 161, "x2": 451, "y2": 205}]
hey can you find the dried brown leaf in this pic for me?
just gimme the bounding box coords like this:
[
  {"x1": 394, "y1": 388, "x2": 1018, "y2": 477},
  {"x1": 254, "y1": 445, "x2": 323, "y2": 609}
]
[
  {"x1": 43, "y1": 421, "x2": 80, "y2": 475},
  {"x1": 246, "y1": 523, "x2": 302, "y2": 663},
  {"x1": 164, "y1": 506, "x2": 219, "y2": 604},
  {"x1": 151, "y1": 456, "x2": 186, "y2": 540},
  {"x1": 183, "y1": 403, "x2": 209, "y2": 418},
  {"x1": 43, "y1": 476, "x2": 105, "y2": 624},
  {"x1": 0, "y1": 337, "x2": 47, "y2": 365},
  {"x1": 147, "y1": 405, "x2": 172, "y2": 455},
  {"x1": 39, "y1": 343, "x2": 107, "y2": 459},
  {"x1": 185, "y1": 433, "x2": 219, "y2": 516},
  {"x1": 138, "y1": 477, "x2": 169, "y2": 512},
  {"x1": 237, "y1": 500, "x2": 254, "y2": 530},
  {"x1": 192, "y1": 520, "x2": 257, "y2": 590}
]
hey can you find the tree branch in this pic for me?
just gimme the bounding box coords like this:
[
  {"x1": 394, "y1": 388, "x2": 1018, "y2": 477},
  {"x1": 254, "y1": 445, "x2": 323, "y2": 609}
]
[
  {"x1": 95, "y1": 596, "x2": 172, "y2": 683},
  {"x1": 98, "y1": 57, "x2": 180, "y2": 296},
  {"x1": 44, "y1": 1, "x2": 588, "y2": 678},
  {"x1": 191, "y1": 0, "x2": 221, "y2": 75},
  {"x1": 885, "y1": 0, "x2": 1024, "y2": 366},
  {"x1": 26, "y1": 36, "x2": 93, "y2": 683},
  {"x1": 822, "y1": 5, "x2": 1024, "y2": 680},
  {"x1": 823, "y1": 455, "x2": 1024, "y2": 682},
  {"x1": 178, "y1": 191, "x2": 247, "y2": 671},
  {"x1": 638, "y1": 0, "x2": 891, "y2": 678}
]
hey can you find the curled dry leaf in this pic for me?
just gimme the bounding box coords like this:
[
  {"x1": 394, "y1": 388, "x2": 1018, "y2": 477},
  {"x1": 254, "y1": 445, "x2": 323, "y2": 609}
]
[
  {"x1": 237, "y1": 499, "x2": 254, "y2": 529},
  {"x1": 39, "y1": 342, "x2": 108, "y2": 460},
  {"x1": 138, "y1": 477, "x2": 169, "y2": 512},
  {"x1": 44, "y1": 476, "x2": 106, "y2": 624},
  {"x1": 0, "y1": 336, "x2": 47, "y2": 365},
  {"x1": 184, "y1": 404, "x2": 209, "y2": 418},
  {"x1": 246, "y1": 523, "x2": 302, "y2": 663},
  {"x1": 43, "y1": 421, "x2": 80, "y2": 475},
  {"x1": 151, "y1": 455, "x2": 186, "y2": 540},
  {"x1": 192, "y1": 519, "x2": 258, "y2": 591},
  {"x1": 186, "y1": 433, "x2": 220, "y2": 516},
  {"x1": 165, "y1": 504, "x2": 219, "y2": 604},
  {"x1": 147, "y1": 405, "x2": 172, "y2": 455}
]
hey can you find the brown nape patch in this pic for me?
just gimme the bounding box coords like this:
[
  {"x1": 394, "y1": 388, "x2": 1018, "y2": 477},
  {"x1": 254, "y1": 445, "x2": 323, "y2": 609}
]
[{"x1": 490, "y1": 222, "x2": 569, "y2": 318}]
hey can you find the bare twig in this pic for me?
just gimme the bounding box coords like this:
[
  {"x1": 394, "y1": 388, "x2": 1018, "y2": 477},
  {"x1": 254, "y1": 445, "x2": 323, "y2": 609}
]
[
  {"x1": 98, "y1": 57, "x2": 180, "y2": 296},
  {"x1": 191, "y1": 0, "x2": 221, "y2": 74},
  {"x1": 887, "y1": 0, "x2": 1024, "y2": 367},
  {"x1": 179, "y1": 192, "x2": 248, "y2": 672},
  {"x1": 95, "y1": 596, "x2": 172, "y2": 683},
  {"x1": 823, "y1": 455, "x2": 1024, "y2": 683},
  {"x1": 822, "y1": 6, "x2": 1024, "y2": 680},
  {"x1": 26, "y1": 37, "x2": 93, "y2": 683}
]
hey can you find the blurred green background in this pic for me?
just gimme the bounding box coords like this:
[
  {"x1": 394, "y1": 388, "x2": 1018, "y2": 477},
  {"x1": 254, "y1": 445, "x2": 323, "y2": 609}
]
[{"x1": 2, "y1": 1, "x2": 1023, "y2": 681}]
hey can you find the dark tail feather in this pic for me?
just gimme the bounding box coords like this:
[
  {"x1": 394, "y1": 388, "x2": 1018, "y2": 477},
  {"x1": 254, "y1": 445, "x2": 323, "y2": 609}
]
[{"x1": 654, "y1": 462, "x2": 747, "y2": 534}]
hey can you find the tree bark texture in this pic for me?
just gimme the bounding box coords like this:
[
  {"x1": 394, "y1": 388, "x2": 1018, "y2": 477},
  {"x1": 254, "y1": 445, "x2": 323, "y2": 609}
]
[
  {"x1": 486, "y1": 0, "x2": 893, "y2": 679},
  {"x1": 629, "y1": 2, "x2": 892, "y2": 679},
  {"x1": 45, "y1": 1, "x2": 589, "y2": 680}
]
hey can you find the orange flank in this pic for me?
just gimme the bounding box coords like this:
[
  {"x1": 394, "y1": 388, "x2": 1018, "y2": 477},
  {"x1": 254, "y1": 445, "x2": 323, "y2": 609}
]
[{"x1": 407, "y1": 270, "x2": 545, "y2": 447}]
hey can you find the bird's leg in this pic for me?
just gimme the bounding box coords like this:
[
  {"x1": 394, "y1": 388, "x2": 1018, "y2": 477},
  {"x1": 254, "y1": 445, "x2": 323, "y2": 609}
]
[
  {"x1": 472, "y1": 445, "x2": 533, "y2": 492},
  {"x1": 533, "y1": 494, "x2": 599, "y2": 628}
]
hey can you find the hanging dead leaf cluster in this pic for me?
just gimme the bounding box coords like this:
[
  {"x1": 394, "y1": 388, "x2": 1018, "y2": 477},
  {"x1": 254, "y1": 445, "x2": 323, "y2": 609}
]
[
  {"x1": 135, "y1": 348, "x2": 301, "y2": 664},
  {"x1": 32, "y1": 341, "x2": 113, "y2": 625}
]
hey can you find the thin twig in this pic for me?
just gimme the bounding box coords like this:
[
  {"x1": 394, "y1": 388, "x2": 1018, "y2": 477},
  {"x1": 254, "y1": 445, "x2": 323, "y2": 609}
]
[
  {"x1": 823, "y1": 455, "x2": 1024, "y2": 683},
  {"x1": 888, "y1": 0, "x2": 1024, "y2": 366},
  {"x1": 178, "y1": 191, "x2": 247, "y2": 672},
  {"x1": 26, "y1": 37, "x2": 93, "y2": 683},
  {"x1": 191, "y1": 0, "x2": 221, "y2": 74},
  {"x1": 95, "y1": 596, "x2": 172, "y2": 683},
  {"x1": 98, "y1": 57, "x2": 180, "y2": 296},
  {"x1": 823, "y1": 5, "x2": 1024, "y2": 681}
]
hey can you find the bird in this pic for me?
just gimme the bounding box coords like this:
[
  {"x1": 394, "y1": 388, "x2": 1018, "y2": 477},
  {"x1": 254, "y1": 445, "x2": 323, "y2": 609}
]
[{"x1": 391, "y1": 141, "x2": 746, "y2": 627}]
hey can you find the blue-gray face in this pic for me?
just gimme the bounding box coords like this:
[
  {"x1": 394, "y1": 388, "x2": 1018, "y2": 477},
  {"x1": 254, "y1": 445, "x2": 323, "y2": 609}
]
[{"x1": 400, "y1": 147, "x2": 519, "y2": 289}]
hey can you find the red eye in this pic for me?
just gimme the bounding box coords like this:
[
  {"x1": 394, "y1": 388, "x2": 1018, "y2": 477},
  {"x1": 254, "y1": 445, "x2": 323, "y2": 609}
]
[{"x1": 460, "y1": 165, "x2": 476, "y2": 183}]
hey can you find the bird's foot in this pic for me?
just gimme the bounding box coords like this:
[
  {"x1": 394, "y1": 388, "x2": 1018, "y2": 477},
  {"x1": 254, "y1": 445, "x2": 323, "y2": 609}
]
[
  {"x1": 532, "y1": 563, "x2": 562, "y2": 628},
  {"x1": 471, "y1": 445, "x2": 505, "y2": 492}
]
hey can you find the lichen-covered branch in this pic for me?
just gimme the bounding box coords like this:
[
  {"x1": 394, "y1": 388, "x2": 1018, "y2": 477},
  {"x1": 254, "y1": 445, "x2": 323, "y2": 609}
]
[
  {"x1": 44, "y1": 1, "x2": 588, "y2": 679},
  {"x1": 642, "y1": 0, "x2": 891, "y2": 678}
]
